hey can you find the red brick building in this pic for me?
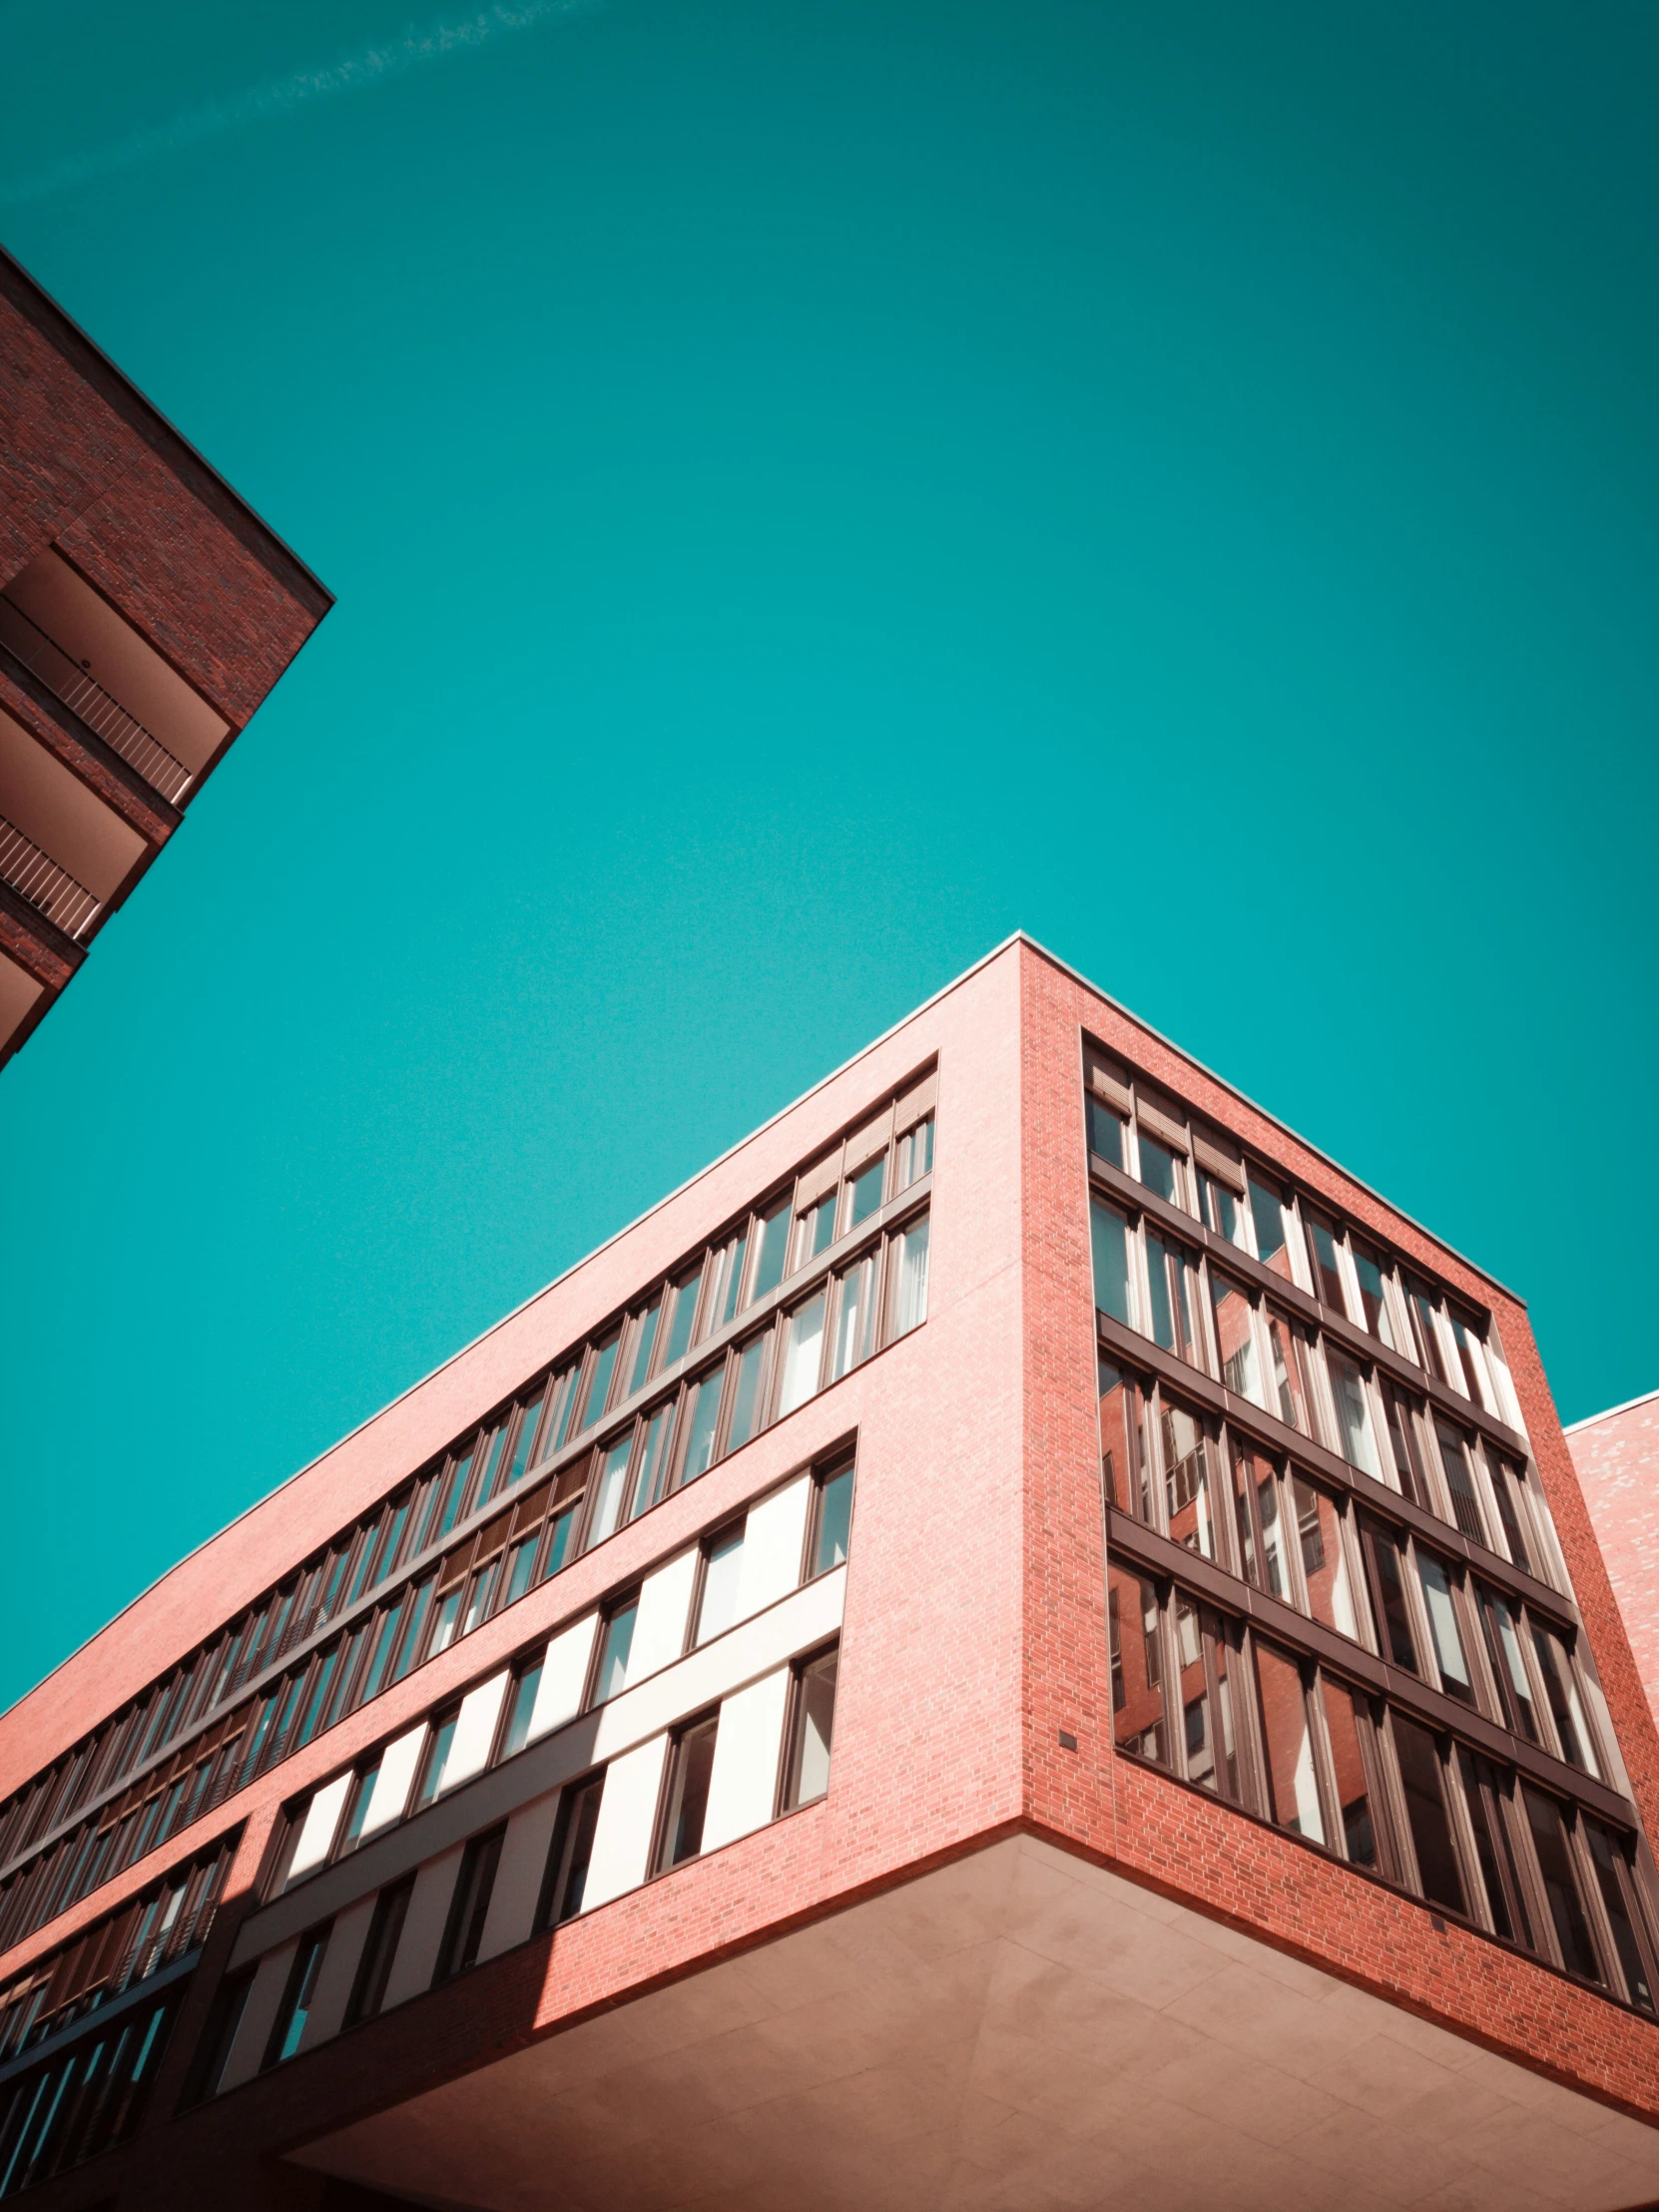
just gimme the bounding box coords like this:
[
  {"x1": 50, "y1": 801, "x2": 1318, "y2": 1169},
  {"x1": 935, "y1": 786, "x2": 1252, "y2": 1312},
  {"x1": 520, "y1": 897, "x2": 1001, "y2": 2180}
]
[
  {"x1": 0, "y1": 245, "x2": 330, "y2": 1066},
  {"x1": 2, "y1": 937, "x2": 1657, "y2": 2210},
  {"x1": 1570, "y1": 1391, "x2": 1659, "y2": 1732}
]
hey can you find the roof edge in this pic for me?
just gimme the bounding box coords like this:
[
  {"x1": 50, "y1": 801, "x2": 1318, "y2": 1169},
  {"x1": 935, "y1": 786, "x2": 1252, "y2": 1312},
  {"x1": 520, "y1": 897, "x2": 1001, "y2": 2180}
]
[
  {"x1": 1563, "y1": 1384, "x2": 1659, "y2": 1434},
  {"x1": 0, "y1": 243, "x2": 333, "y2": 620}
]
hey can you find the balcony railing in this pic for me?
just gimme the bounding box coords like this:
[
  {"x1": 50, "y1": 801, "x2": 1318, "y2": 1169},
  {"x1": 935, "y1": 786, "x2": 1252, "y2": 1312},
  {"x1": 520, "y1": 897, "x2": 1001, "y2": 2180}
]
[
  {"x1": 0, "y1": 815, "x2": 101, "y2": 940},
  {"x1": 0, "y1": 596, "x2": 193, "y2": 806}
]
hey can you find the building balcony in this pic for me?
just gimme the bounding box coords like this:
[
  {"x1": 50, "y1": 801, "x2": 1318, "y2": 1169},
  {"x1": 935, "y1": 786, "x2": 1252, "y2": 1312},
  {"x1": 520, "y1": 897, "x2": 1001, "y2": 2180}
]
[
  {"x1": 0, "y1": 593, "x2": 193, "y2": 806},
  {"x1": 0, "y1": 813, "x2": 100, "y2": 939}
]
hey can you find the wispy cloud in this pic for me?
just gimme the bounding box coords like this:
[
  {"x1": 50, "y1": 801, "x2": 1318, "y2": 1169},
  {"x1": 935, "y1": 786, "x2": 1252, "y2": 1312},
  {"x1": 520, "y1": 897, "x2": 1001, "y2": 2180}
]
[{"x1": 0, "y1": 0, "x2": 594, "y2": 207}]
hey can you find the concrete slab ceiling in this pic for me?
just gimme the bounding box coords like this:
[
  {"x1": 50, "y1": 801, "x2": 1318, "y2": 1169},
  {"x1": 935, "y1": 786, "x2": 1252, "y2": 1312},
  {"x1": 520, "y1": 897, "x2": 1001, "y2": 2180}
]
[{"x1": 291, "y1": 1836, "x2": 1659, "y2": 2212}]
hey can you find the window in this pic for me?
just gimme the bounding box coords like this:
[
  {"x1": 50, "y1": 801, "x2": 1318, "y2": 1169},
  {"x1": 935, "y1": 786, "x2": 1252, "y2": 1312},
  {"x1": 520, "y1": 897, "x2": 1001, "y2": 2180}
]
[
  {"x1": 726, "y1": 1337, "x2": 768, "y2": 1451},
  {"x1": 540, "y1": 1776, "x2": 603, "y2": 1927},
  {"x1": 343, "y1": 1876, "x2": 413, "y2": 2027},
  {"x1": 658, "y1": 1715, "x2": 720, "y2": 1870},
  {"x1": 679, "y1": 1367, "x2": 724, "y2": 1484},
  {"x1": 1408, "y1": 1285, "x2": 1448, "y2": 1382},
  {"x1": 1291, "y1": 1476, "x2": 1362, "y2": 1642},
  {"x1": 587, "y1": 1437, "x2": 634, "y2": 1548},
  {"x1": 1253, "y1": 1642, "x2": 1325, "y2": 1843},
  {"x1": 1198, "y1": 1171, "x2": 1246, "y2": 1248},
  {"x1": 1143, "y1": 1230, "x2": 1196, "y2": 1360},
  {"x1": 812, "y1": 1465, "x2": 853, "y2": 1575},
  {"x1": 1160, "y1": 1405, "x2": 1219, "y2": 1563},
  {"x1": 830, "y1": 1254, "x2": 877, "y2": 1380},
  {"x1": 1362, "y1": 1520, "x2": 1418, "y2": 1675},
  {"x1": 336, "y1": 1761, "x2": 380, "y2": 1857},
  {"x1": 778, "y1": 1293, "x2": 827, "y2": 1416},
  {"x1": 1327, "y1": 1354, "x2": 1382, "y2": 1480},
  {"x1": 895, "y1": 1114, "x2": 933, "y2": 1191},
  {"x1": 1351, "y1": 1242, "x2": 1397, "y2": 1349},
  {"x1": 183, "y1": 1966, "x2": 253, "y2": 2105},
  {"x1": 413, "y1": 1715, "x2": 456, "y2": 1810},
  {"x1": 1582, "y1": 1820, "x2": 1655, "y2": 2012},
  {"x1": 593, "y1": 1601, "x2": 637, "y2": 1704},
  {"x1": 264, "y1": 1925, "x2": 330, "y2": 2068},
  {"x1": 844, "y1": 1154, "x2": 885, "y2": 1231},
  {"x1": 1267, "y1": 1315, "x2": 1315, "y2": 1435},
  {"x1": 1247, "y1": 1174, "x2": 1292, "y2": 1278},
  {"x1": 1382, "y1": 1384, "x2": 1427, "y2": 1508},
  {"x1": 794, "y1": 1195, "x2": 837, "y2": 1271},
  {"x1": 1478, "y1": 1589, "x2": 1540, "y2": 1743},
  {"x1": 1522, "y1": 1788, "x2": 1600, "y2": 1980},
  {"x1": 460, "y1": 1556, "x2": 501, "y2": 1638},
  {"x1": 1086, "y1": 1097, "x2": 1125, "y2": 1168},
  {"x1": 1089, "y1": 1199, "x2": 1132, "y2": 1327},
  {"x1": 504, "y1": 1537, "x2": 539, "y2": 1609},
  {"x1": 1303, "y1": 1211, "x2": 1347, "y2": 1314},
  {"x1": 1391, "y1": 1718, "x2": 1464, "y2": 1916},
  {"x1": 1229, "y1": 1441, "x2": 1285, "y2": 1598},
  {"x1": 577, "y1": 1335, "x2": 620, "y2": 1434},
  {"x1": 1530, "y1": 1625, "x2": 1599, "y2": 1777},
  {"x1": 628, "y1": 1302, "x2": 661, "y2": 1395},
  {"x1": 891, "y1": 1216, "x2": 929, "y2": 1337},
  {"x1": 1174, "y1": 1597, "x2": 1241, "y2": 1802},
  {"x1": 695, "y1": 1528, "x2": 746, "y2": 1645},
  {"x1": 1485, "y1": 1451, "x2": 1533, "y2": 1575},
  {"x1": 1136, "y1": 1133, "x2": 1180, "y2": 1205},
  {"x1": 633, "y1": 1401, "x2": 678, "y2": 1516},
  {"x1": 1458, "y1": 1751, "x2": 1529, "y2": 1946},
  {"x1": 434, "y1": 1825, "x2": 505, "y2": 1981},
  {"x1": 751, "y1": 1201, "x2": 791, "y2": 1303},
  {"x1": 716, "y1": 1231, "x2": 749, "y2": 1330},
  {"x1": 501, "y1": 1661, "x2": 543, "y2": 1761},
  {"x1": 1099, "y1": 1361, "x2": 1152, "y2": 1522},
  {"x1": 1107, "y1": 1564, "x2": 1167, "y2": 1765},
  {"x1": 1321, "y1": 1682, "x2": 1378, "y2": 1868},
  {"x1": 1210, "y1": 1276, "x2": 1265, "y2": 1408},
  {"x1": 784, "y1": 1647, "x2": 838, "y2": 1809},
  {"x1": 1415, "y1": 1553, "x2": 1475, "y2": 1707},
  {"x1": 661, "y1": 1267, "x2": 703, "y2": 1369},
  {"x1": 1434, "y1": 1420, "x2": 1486, "y2": 1545}
]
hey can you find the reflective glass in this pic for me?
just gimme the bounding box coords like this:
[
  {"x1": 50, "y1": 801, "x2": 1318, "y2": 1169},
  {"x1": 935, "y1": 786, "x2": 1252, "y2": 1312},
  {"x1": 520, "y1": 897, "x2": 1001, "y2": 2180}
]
[
  {"x1": 1415, "y1": 1555, "x2": 1475, "y2": 1706},
  {"x1": 1086, "y1": 1098, "x2": 1125, "y2": 1168},
  {"x1": 696, "y1": 1527, "x2": 746, "y2": 1644},
  {"x1": 1329, "y1": 1354, "x2": 1382, "y2": 1479},
  {"x1": 680, "y1": 1368, "x2": 724, "y2": 1484},
  {"x1": 1352, "y1": 1244, "x2": 1397, "y2": 1349},
  {"x1": 1530, "y1": 1626, "x2": 1599, "y2": 1777},
  {"x1": 1320, "y1": 1681, "x2": 1378, "y2": 1867},
  {"x1": 814, "y1": 1468, "x2": 853, "y2": 1573},
  {"x1": 1210, "y1": 1278, "x2": 1265, "y2": 1406},
  {"x1": 1523, "y1": 1788, "x2": 1600, "y2": 1979},
  {"x1": 1108, "y1": 1564, "x2": 1168, "y2": 1766},
  {"x1": 587, "y1": 1438, "x2": 634, "y2": 1547},
  {"x1": 846, "y1": 1156, "x2": 885, "y2": 1229},
  {"x1": 726, "y1": 1337, "x2": 768, "y2": 1451},
  {"x1": 778, "y1": 1294, "x2": 827, "y2": 1415},
  {"x1": 830, "y1": 1255, "x2": 877, "y2": 1379},
  {"x1": 1391, "y1": 1716, "x2": 1464, "y2": 1915},
  {"x1": 1161, "y1": 1406, "x2": 1218, "y2": 1562},
  {"x1": 1253, "y1": 1642, "x2": 1325, "y2": 1843},
  {"x1": 893, "y1": 1217, "x2": 930, "y2": 1336},
  {"x1": 1248, "y1": 1176, "x2": 1292, "y2": 1277},
  {"x1": 1292, "y1": 1477, "x2": 1360, "y2": 1640},
  {"x1": 594, "y1": 1605, "x2": 636, "y2": 1703},
  {"x1": 751, "y1": 1204, "x2": 791, "y2": 1303},
  {"x1": 662, "y1": 1268, "x2": 703, "y2": 1368},
  {"x1": 1089, "y1": 1199, "x2": 1132, "y2": 1326}
]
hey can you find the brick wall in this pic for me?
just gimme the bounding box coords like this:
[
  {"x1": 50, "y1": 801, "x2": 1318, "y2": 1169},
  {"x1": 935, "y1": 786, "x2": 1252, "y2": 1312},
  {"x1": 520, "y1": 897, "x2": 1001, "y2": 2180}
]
[{"x1": 1569, "y1": 1393, "x2": 1659, "y2": 1728}]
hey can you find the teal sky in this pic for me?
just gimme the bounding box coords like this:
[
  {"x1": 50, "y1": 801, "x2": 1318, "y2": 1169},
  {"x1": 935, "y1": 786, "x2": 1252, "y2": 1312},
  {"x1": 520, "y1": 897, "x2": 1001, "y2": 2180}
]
[{"x1": 2, "y1": 0, "x2": 1655, "y2": 1712}]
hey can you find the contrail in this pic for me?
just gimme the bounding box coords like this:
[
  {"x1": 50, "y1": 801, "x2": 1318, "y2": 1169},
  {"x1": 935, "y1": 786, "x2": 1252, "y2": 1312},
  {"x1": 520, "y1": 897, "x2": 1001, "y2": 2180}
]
[{"x1": 0, "y1": 0, "x2": 595, "y2": 207}]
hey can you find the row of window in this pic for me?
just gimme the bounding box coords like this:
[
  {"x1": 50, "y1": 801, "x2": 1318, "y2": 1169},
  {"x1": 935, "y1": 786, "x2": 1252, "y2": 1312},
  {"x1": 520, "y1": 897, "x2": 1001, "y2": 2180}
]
[
  {"x1": 1091, "y1": 1197, "x2": 1564, "y2": 1589},
  {"x1": 0, "y1": 1083, "x2": 926, "y2": 1944},
  {"x1": 269, "y1": 1462, "x2": 852, "y2": 1898},
  {"x1": 0, "y1": 1837, "x2": 236, "y2": 2071},
  {"x1": 1099, "y1": 1361, "x2": 1611, "y2": 1784},
  {"x1": 0, "y1": 1988, "x2": 178, "y2": 2201},
  {"x1": 1108, "y1": 1562, "x2": 1657, "y2": 2015},
  {"x1": 197, "y1": 1634, "x2": 842, "y2": 2095},
  {"x1": 1084, "y1": 1042, "x2": 1526, "y2": 1429}
]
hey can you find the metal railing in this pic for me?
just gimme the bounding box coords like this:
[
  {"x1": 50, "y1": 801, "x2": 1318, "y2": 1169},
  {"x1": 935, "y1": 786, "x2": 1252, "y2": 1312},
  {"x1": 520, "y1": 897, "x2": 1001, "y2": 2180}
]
[
  {"x1": 0, "y1": 816, "x2": 100, "y2": 940},
  {"x1": 0, "y1": 595, "x2": 193, "y2": 805}
]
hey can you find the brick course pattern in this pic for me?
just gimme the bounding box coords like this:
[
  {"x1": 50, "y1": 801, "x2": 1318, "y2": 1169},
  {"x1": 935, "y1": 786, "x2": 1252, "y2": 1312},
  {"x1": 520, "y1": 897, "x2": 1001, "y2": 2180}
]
[
  {"x1": 1569, "y1": 1391, "x2": 1659, "y2": 1728},
  {"x1": 3, "y1": 938, "x2": 1657, "y2": 2209}
]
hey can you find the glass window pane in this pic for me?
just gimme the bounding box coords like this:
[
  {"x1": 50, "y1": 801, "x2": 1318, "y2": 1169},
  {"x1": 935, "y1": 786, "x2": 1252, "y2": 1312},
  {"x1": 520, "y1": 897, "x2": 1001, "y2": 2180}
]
[
  {"x1": 1329, "y1": 1354, "x2": 1382, "y2": 1479},
  {"x1": 1530, "y1": 1626, "x2": 1599, "y2": 1777},
  {"x1": 814, "y1": 1468, "x2": 853, "y2": 1574},
  {"x1": 628, "y1": 1305, "x2": 662, "y2": 1396},
  {"x1": 788, "y1": 1649, "x2": 838, "y2": 1807},
  {"x1": 720, "y1": 1234, "x2": 749, "y2": 1328},
  {"x1": 268, "y1": 1930, "x2": 329, "y2": 2066},
  {"x1": 633, "y1": 1401, "x2": 678, "y2": 1516},
  {"x1": 1252, "y1": 1642, "x2": 1325, "y2": 1844},
  {"x1": 893, "y1": 1217, "x2": 930, "y2": 1336},
  {"x1": 1522, "y1": 1788, "x2": 1600, "y2": 1980},
  {"x1": 415, "y1": 1717, "x2": 456, "y2": 1809},
  {"x1": 660, "y1": 1718, "x2": 719, "y2": 1868},
  {"x1": 587, "y1": 1437, "x2": 634, "y2": 1548},
  {"x1": 726, "y1": 1337, "x2": 768, "y2": 1452},
  {"x1": 1364, "y1": 1522, "x2": 1418, "y2": 1674},
  {"x1": 506, "y1": 1390, "x2": 547, "y2": 1487},
  {"x1": 1486, "y1": 1453, "x2": 1532, "y2": 1574},
  {"x1": 1137, "y1": 1134, "x2": 1178, "y2": 1203},
  {"x1": 505, "y1": 1537, "x2": 538, "y2": 1607},
  {"x1": 1089, "y1": 1200, "x2": 1132, "y2": 1326},
  {"x1": 1248, "y1": 1176, "x2": 1292, "y2": 1277},
  {"x1": 1382, "y1": 1386, "x2": 1426, "y2": 1506},
  {"x1": 1457, "y1": 1750, "x2": 1527, "y2": 1947},
  {"x1": 1175, "y1": 1599, "x2": 1240, "y2": 1802},
  {"x1": 1583, "y1": 1821, "x2": 1654, "y2": 2012},
  {"x1": 543, "y1": 1502, "x2": 579, "y2": 1577},
  {"x1": 1231, "y1": 1442, "x2": 1288, "y2": 1600},
  {"x1": 1144, "y1": 1232, "x2": 1194, "y2": 1358},
  {"x1": 1107, "y1": 1564, "x2": 1168, "y2": 1766},
  {"x1": 778, "y1": 1294, "x2": 827, "y2": 1416},
  {"x1": 550, "y1": 1777, "x2": 603, "y2": 1924},
  {"x1": 846, "y1": 1157, "x2": 885, "y2": 1229},
  {"x1": 1415, "y1": 1554, "x2": 1475, "y2": 1706},
  {"x1": 696, "y1": 1528, "x2": 746, "y2": 1645},
  {"x1": 751, "y1": 1203, "x2": 791, "y2": 1303},
  {"x1": 1200, "y1": 1173, "x2": 1246, "y2": 1248},
  {"x1": 502, "y1": 1665, "x2": 541, "y2": 1760},
  {"x1": 1099, "y1": 1360, "x2": 1152, "y2": 1521},
  {"x1": 578, "y1": 1336, "x2": 620, "y2": 1433},
  {"x1": 1161, "y1": 1406, "x2": 1218, "y2": 1563},
  {"x1": 1479, "y1": 1589, "x2": 1540, "y2": 1742},
  {"x1": 1292, "y1": 1477, "x2": 1361, "y2": 1642},
  {"x1": 895, "y1": 1116, "x2": 934, "y2": 1190},
  {"x1": 1352, "y1": 1244, "x2": 1397, "y2": 1349},
  {"x1": 1391, "y1": 1717, "x2": 1465, "y2": 1915},
  {"x1": 830, "y1": 1255, "x2": 877, "y2": 1380},
  {"x1": 1320, "y1": 1682, "x2": 1378, "y2": 1868},
  {"x1": 662, "y1": 1268, "x2": 703, "y2": 1369},
  {"x1": 594, "y1": 1604, "x2": 636, "y2": 1704},
  {"x1": 1435, "y1": 1420, "x2": 1486, "y2": 1544},
  {"x1": 1305, "y1": 1215, "x2": 1346, "y2": 1312},
  {"x1": 1211, "y1": 1278, "x2": 1266, "y2": 1407},
  {"x1": 679, "y1": 1366, "x2": 724, "y2": 1484},
  {"x1": 475, "y1": 1423, "x2": 512, "y2": 1509},
  {"x1": 1086, "y1": 1098, "x2": 1124, "y2": 1168},
  {"x1": 1268, "y1": 1317, "x2": 1313, "y2": 1434}
]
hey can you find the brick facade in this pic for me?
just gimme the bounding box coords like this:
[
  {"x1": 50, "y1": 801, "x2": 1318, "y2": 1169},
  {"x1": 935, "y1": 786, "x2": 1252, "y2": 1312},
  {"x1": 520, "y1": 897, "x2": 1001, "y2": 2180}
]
[{"x1": 1570, "y1": 1391, "x2": 1659, "y2": 1729}]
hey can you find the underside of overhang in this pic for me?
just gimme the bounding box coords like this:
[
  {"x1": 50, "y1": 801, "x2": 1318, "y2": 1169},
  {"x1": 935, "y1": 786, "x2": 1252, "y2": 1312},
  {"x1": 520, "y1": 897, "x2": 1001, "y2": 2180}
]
[{"x1": 291, "y1": 1836, "x2": 1659, "y2": 2212}]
